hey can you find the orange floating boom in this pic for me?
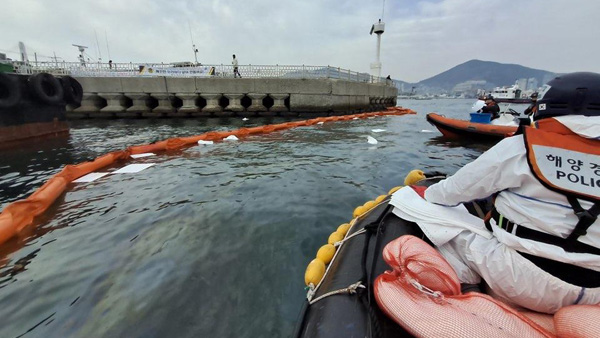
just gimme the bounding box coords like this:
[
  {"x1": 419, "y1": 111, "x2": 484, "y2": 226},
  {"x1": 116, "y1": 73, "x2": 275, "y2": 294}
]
[{"x1": 0, "y1": 108, "x2": 415, "y2": 246}]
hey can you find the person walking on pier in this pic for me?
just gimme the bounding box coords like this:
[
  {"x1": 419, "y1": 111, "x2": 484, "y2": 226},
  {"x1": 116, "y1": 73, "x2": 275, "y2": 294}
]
[{"x1": 232, "y1": 54, "x2": 241, "y2": 78}]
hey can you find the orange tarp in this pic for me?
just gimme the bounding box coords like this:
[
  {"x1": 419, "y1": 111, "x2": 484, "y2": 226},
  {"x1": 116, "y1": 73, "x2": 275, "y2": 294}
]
[{"x1": 0, "y1": 108, "x2": 415, "y2": 246}]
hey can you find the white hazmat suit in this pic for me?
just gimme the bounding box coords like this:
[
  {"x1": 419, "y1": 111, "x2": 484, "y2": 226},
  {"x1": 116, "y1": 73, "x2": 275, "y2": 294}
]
[{"x1": 394, "y1": 116, "x2": 600, "y2": 313}]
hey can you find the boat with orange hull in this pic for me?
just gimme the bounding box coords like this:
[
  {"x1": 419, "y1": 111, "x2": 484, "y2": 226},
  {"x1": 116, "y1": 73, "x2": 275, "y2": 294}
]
[{"x1": 426, "y1": 113, "x2": 517, "y2": 141}]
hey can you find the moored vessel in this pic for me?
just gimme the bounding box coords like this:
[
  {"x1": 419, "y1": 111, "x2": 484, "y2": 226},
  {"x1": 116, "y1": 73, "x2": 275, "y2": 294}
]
[
  {"x1": 0, "y1": 71, "x2": 82, "y2": 146},
  {"x1": 490, "y1": 83, "x2": 534, "y2": 104}
]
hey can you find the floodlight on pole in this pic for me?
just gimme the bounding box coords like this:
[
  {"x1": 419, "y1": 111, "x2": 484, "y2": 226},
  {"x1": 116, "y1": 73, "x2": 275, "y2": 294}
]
[{"x1": 72, "y1": 44, "x2": 88, "y2": 66}]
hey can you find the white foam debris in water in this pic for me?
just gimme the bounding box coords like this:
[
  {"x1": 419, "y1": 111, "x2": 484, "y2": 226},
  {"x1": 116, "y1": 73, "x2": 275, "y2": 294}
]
[
  {"x1": 242, "y1": 118, "x2": 249, "y2": 121},
  {"x1": 198, "y1": 140, "x2": 214, "y2": 145},
  {"x1": 112, "y1": 163, "x2": 155, "y2": 174},
  {"x1": 421, "y1": 129, "x2": 434, "y2": 133},
  {"x1": 372, "y1": 129, "x2": 386, "y2": 133},
  {"x1": 367, "y1": 136, "x2": 378, "y2": 144},
  {"x1": 224, "y1": 135, "x2": 239, "y2": 141},
  {"x1": 73, "y1": 172, "x2": 109, "y2": 183},
  {"x1": 317, "y1": 122, "x2": 324, "y2": 125},
  {"x1": 130, "y1": 153, "x2": 156, "y2": 159}
]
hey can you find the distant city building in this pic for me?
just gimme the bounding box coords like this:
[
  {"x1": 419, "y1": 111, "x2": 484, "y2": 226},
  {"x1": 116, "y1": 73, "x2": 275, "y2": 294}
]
[
  {"x1": 542, "y1": 74, "x2": 555, "y2": 86},
  {"x1": 527, "y1": 78, "x2": 538, "y2": 91},
  {"x1": 452, "y1": 80, "x2": 487, "y2": 97}
]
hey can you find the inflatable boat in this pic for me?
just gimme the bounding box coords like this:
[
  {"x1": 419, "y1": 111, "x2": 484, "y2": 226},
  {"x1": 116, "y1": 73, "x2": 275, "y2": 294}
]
[
  {"x1": 293, "y1": 183, "x2": 429, "y2": 338},
  {"x1": 426, "y1": 113, "x2": 518, "y2": 141},
  {"x1": 294, "y1": 171, "x2": 600, "y2": 338}
]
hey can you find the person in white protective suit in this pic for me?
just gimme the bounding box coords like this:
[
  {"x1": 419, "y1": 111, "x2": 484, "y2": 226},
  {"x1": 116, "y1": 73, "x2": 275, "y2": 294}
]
[{"x1": 421, "y1": 72, "x2": 600, "y2": 314}]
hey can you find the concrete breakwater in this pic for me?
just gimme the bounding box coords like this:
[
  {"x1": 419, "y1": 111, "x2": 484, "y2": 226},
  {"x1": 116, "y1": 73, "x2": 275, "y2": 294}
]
[{"x1": 69, "y1": 77, "x2": 397, "y2": 118}]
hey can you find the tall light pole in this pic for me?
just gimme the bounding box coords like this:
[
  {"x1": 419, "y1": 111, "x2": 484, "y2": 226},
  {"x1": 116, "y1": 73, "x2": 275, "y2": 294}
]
[{"x1": 370, "y1": 19, "x2": 385, "y2": 82}]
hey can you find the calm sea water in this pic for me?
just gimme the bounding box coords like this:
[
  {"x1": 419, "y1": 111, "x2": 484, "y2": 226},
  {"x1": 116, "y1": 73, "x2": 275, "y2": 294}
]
[{"x1": 0, "y1": 99, "x2": 509, "y2": 337}]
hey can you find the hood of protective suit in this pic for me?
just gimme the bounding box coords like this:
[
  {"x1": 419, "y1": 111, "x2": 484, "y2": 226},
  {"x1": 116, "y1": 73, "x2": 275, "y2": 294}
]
[{"x1": 553, "y1": 116, "x2": 600, "y2": 139}]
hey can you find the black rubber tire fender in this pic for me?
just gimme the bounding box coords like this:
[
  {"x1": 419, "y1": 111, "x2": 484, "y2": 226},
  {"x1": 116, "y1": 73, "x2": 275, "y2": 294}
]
[
  {"x1": 28, "y1": 73, "x2": 64, "y2": 105},
  {"x1": 0, "y1": 73, "x2": 21, "y2": 109},
  {"x1": 60, "y1": 75, "x2": 83, "y2": 105}
]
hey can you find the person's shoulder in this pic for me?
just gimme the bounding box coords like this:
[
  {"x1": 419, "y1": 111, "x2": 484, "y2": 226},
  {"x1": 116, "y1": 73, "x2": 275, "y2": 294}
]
[
  {"x1": 493, "y1": 134, "x2": 525, "y2": 151},
  {"x1": 478, "y1": 135, "x2": 526, "y2": 162}
]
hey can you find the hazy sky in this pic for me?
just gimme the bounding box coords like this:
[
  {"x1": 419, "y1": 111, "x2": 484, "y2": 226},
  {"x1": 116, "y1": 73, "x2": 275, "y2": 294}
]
[{"x1": 1, "y1": 0, "x2": 598, "y2": 82}]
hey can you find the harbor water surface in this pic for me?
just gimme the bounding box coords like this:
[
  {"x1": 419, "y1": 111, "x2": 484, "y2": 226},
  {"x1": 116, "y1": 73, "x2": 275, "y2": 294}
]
[{"x1": 0, "y1": 99, "x2": 500, "y2": 337}]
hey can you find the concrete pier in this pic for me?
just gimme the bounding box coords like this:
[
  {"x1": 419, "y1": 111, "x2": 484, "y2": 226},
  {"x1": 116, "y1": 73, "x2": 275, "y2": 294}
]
[
  {"x1": 68, "y1": 77, "x2": 397, "y2": 119},
  {"x1": 126, "y1": 93, "x2": 151, "y2": 116},
  {"x1": 177, "y1": 93, "x2": 200, "y2": 114}
]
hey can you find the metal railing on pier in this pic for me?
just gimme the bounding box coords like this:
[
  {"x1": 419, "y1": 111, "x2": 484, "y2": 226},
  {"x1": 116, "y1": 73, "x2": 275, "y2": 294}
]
[{"x1": 8, "y1": 61, "x2": 390, "y2": 84}]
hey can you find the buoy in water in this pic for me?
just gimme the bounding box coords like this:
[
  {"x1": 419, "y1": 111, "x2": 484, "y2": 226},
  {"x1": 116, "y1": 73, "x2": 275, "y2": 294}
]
[
  {"x1": 328, "y1": 231, "x2": 344, "y2": 245},
  {"x1": 363, "y1": 200, "x2": 376, "y2": 211},
  {"x1": 388, "y1": 186, "x2": 403, "y2": 195},
  {"x1": 316, "y1": 244, "x2": 336, "y2": 264},
  {"x1": 305, "y1": 258, "x2": 326, "y2": 286},
  {"x1": 404, "y1": 170, "x2": 426, "y2": 185},
  {"x1": 337, "y1": 223, "x2": 350, "y2": 235},
  {"x1": 353, "y1": 205, "x2": 366, "y2": 218}
]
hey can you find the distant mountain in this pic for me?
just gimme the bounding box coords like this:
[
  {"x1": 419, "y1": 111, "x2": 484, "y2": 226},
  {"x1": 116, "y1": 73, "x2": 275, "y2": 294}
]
[{"x1": 414, "y1": 59, "x2": 556, "y2": 93}]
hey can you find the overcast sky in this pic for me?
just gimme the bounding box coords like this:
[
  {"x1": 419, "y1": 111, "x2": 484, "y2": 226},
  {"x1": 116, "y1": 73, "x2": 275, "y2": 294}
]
[{"x1": 1, "y1": 0, "x2": 598, "y2": 82}]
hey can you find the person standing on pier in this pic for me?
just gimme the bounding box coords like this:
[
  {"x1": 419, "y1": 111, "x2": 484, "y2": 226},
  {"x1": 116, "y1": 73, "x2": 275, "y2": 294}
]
[{"x1": 232, "y1": 54, "x2": 241, "y2": 78}]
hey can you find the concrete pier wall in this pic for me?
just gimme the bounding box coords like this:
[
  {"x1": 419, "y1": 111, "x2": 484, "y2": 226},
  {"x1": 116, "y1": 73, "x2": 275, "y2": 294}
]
[{"x1": 70, "y1": 77, "x2": 397, "y2": 118}]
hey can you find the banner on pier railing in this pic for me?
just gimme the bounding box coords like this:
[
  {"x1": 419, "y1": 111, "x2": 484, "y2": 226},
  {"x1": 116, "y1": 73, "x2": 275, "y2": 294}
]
[
  {"x1": 137, "y1": 64, "x2": 214, "y2": 77},
  {"x1": 69, "y1": 65, "x2": 216, "y2": 78}
]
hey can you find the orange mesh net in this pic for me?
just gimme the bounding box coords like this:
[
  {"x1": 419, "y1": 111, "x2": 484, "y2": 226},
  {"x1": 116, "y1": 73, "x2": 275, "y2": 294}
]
[
  {"x1": 521, "y1": 312, "x2": 556, "y2": 335},
  {"x1": 374, "y1": 235, "x2": 555, "y2": 337},
  {"x1": 554, "y1": 305, "x2": 600, "y2": 338}
]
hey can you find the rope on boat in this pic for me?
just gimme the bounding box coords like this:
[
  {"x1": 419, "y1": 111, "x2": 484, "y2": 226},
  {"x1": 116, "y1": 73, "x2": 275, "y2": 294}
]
[
  {"x1": 305, "y1": 198, "x2": 391, "y2": 299},
  {"x1": 333, "y1": 228, "x2": 367, "y2": 247},
  {"x1": 308, "y1": 281, "x2": 366, "y2": 305}
]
